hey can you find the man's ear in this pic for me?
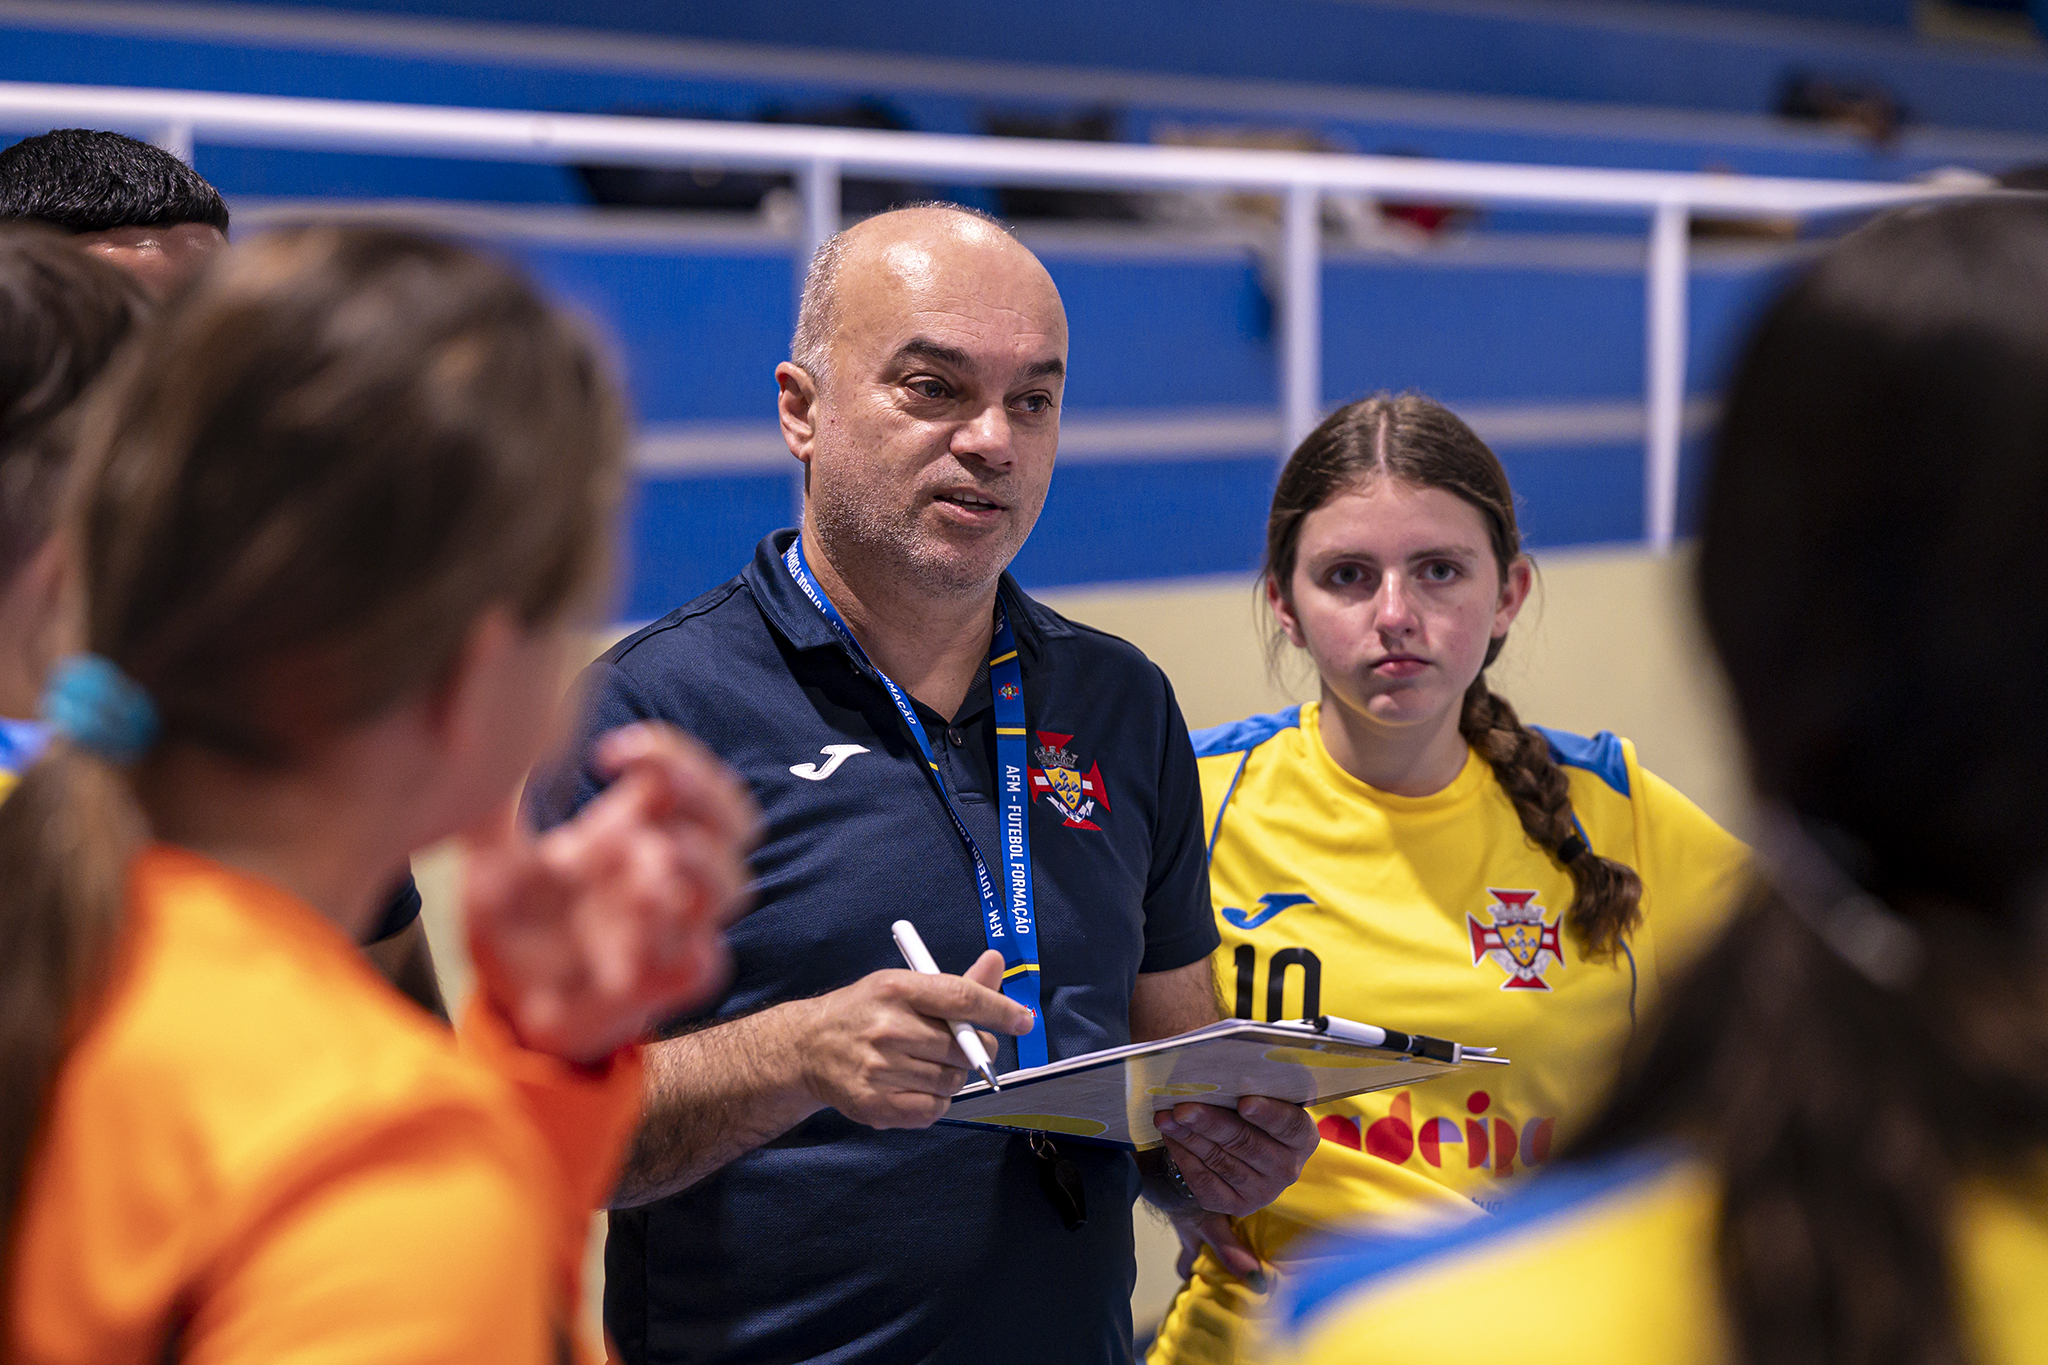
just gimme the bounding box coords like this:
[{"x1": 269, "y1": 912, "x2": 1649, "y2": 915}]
[
  {"x1": 776, "y1": 361, "x2": 820, "y2": 470},
  {"x1": 1266, "y1": 573, "x2": 1308, "y2": 650}
]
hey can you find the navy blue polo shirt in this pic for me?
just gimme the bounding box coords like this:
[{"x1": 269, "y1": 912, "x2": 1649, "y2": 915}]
[
  {"x1": 367, "y1": 875, "x2": 423, "y2": 944},
  {"x1": 527, "y1": 530, "x2": 1216, "y2": 1365}
]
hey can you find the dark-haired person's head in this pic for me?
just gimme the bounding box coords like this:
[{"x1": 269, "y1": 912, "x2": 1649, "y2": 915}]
[
  {"x1": 1574, "y1": 197, "x2": 2048, "y2": 1365},
  {"x1": 1702, "y1": 198, "x2": 2048, "y2": 907},
  {"x1": 0, "y1": 223, "x2": 150, "y2": 717},
  {"x1": 0, "y1": 129, "x2": 229, "y2": 297}
]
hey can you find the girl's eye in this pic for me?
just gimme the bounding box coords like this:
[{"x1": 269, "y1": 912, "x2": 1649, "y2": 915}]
[
  {"x1": 1421, "y1": 561, "x2": 1460, "y2": 582},
  {"x1": 1328, "y1": 564, "x2": 1367, "y2": 588}
]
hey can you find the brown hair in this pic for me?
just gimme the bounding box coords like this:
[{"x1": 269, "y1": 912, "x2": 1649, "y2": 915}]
[
  {"x1": 0, "y1": 224, "x2": 150, "y2": 585},
  {"x1": 0, "y1": 225, "x2": 625, "y2": 1340},
  {"x1": 1264, "y1": 392, "x2": 1642, "y2": 957},
  {"x1": 1570, "y1": 199, "x2": 2048, "y2": 1365}
]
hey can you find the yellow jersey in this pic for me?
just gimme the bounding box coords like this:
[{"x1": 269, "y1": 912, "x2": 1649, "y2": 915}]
[
  {"x1": 1259, "y1": 1151, "x2": 2048, "y2": 1365},
  {"x1": 1148, "y1": 701, "x2": 1747, "y2": 1365}
]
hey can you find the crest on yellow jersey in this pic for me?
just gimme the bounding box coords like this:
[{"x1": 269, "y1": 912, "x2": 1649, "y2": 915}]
[{"x1": 1468, "y1": 888, "x2": 1565, "y2": 990}]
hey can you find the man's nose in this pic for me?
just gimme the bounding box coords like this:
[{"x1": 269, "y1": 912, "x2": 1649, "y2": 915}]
[{"x1": 953, "y1": 403, "x2": 1015, "y2": 469}]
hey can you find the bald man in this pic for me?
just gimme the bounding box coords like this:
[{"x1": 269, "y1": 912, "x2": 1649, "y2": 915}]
[{"x1": 529, "y1": 205, "x2": 1316, "y2": 1364}]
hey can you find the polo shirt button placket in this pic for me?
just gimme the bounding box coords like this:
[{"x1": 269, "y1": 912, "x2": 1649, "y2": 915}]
[{"x1": 947, "y1": 727, "x2": 965, "y2": 747}]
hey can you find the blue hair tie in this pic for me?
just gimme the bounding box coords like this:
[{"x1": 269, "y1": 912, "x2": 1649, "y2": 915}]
[{"x1": 40, "y1": 655, "x2": 160, "y2": 765}]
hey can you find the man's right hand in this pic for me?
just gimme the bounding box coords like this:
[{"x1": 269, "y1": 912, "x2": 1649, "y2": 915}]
[
  {"x1": 790, "y1": 948, "x2": 1034, "y2": 1129},
  {"x1": 610, "y1": 947, "x2": 1034, "y2": 1205}
]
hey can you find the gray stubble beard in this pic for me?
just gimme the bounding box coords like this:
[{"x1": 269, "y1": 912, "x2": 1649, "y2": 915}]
[{"x1": 807, "y1": 475, "x2": 1033, "y2": 603}]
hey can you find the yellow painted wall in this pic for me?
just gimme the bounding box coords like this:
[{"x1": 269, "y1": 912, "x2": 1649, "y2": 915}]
[
  {"x1": 413, "y1": 541, "x2": 1751, "y2": 1349},
  {"x1": 1045, "y1": 542, "x2": 1750, "y2": 834}
]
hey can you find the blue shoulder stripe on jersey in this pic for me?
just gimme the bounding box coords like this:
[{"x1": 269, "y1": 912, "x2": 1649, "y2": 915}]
[
  {"x1": 1207, "y1": 750, "x2": 1253, "y2": 862},
  {"x1": 1190, "y1": 705, "x2": 1303, "y2": 759},
  {"x1": 1275, "y1": 1147, "x2": 1681, "y2": 1339},
  {"x1": 0, "y1": 717, "x2": 50, "y2": 775},
  {"x1": 1530, "y1": 724, "x2": 1630, "y2": 797}
]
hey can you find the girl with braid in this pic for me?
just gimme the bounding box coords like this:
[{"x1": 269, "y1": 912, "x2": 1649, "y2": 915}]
[
  {"x1": 1261, "y1": 197, "x2": 2048, "y2": 1365},
  {"x1": 1148, "y1": 393, "x2": 1747, "y2": 1365}
]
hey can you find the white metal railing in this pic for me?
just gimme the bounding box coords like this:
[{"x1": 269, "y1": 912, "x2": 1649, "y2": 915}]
[{"x1": 0, "y1": 81, "x2": 1962, "y2": 549}]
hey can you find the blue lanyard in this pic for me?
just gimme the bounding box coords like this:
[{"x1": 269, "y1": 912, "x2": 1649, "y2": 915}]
[{"x1": 784, "y1": 539, "x2": 1049, "y2": 1070}]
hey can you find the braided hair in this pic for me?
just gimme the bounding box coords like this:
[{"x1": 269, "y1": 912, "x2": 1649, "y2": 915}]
[{"x1": 1264, "y1": 393, "x2": 1642, "y2": 958}]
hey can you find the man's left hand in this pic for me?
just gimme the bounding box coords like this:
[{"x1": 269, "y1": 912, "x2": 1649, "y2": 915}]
[{"x1": 1153, "y1": 1094, "x2": 1318, "y2": 1218}]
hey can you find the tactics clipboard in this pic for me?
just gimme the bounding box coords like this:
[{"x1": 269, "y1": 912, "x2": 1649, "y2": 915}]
[{"x1": 939, "y1": 1015, "x2": 1506, "y2": 1151}]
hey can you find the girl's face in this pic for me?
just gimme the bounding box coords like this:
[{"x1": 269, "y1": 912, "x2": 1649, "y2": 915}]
[
  {"x1": 1272, "y1": 476, "x2": 1531, "y2": 740},
  {"x1": 415, "y1": 607, "x2": 578, "y2": 846}
]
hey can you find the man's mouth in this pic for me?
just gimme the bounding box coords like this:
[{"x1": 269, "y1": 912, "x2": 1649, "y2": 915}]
[{"x1": 935, "y1": 491, "x2": 1004, "y2": 513}]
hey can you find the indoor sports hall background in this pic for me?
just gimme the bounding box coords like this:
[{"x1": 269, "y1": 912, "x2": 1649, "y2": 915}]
[{"x1": 11, "y1": 0, "x2": 2048, "y2": 1344}]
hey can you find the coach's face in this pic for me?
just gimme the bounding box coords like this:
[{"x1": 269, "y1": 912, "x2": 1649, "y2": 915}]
[{"x1": 780, "y1": 210, "x2": 1067, "y2": 596}]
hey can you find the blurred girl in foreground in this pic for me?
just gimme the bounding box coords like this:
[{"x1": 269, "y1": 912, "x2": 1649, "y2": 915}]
[
  {"x1": 1148, "y1": 394, "x2": 1747, "y2": 1363},
  {"x1": 0, "y1": 225, "x2": 147, "y2": 779},
  {"x1": 1263, "y1": 197, "x2": 2048, "y2": 1364},
  {"x1": 0, "y1": 227, "x2": 756, "y2": 1363}
]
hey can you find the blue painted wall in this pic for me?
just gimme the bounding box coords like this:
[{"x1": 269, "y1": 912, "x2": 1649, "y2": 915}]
[
  {"x1": 463, "y1": 231, "x2": 1794, "y2": 611},
  {"x1": 613, "y1": 437, "x2": 1711, "y2": 616},
  {"x1": 1634, "y1": 0, "x2": 1913, "y2": 24}
]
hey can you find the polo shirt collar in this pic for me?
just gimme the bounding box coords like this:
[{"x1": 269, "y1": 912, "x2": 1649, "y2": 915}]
[
  {"x1": 744, "y1": 529, "x2": 1070, "y2": 671},
  {"x1": 745, "y1": 530, "x2": 841, "y2": 652}
]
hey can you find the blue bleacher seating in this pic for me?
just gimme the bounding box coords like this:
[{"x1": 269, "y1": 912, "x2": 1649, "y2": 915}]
[{"x1": 4, "y1": 0, "x2": 2038, "y2": 608}]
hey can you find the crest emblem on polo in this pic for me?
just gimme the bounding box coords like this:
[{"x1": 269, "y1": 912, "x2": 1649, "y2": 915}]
[
  {"x1": 1029, "y1": 731, "x2": 1110, "y2": 829},
  {"x1": 1468, "y1": 888, "x2": 1565, "y2": 990}
]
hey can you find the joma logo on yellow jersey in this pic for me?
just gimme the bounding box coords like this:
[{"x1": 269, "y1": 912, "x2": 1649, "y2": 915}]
[{"x1": 1220, "y1": 892, "x2": 1312, "y2": 931}]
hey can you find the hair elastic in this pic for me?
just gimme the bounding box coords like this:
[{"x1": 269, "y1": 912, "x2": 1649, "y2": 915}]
[
  {"x1": 40, "y1": 654, "x2": 159, "y2": 765},
  {"x1": 1554, "y1": 831, "x2": 1590, "y2": 863}
]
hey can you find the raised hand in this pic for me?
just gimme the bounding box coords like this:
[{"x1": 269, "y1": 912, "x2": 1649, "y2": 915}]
[
  {"x1": 790, "y1": 948, "x2": 1034, "y2": 1129},
  {"x1": 464, "y1": 721, "x2": 760, "y2": 1065}
]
